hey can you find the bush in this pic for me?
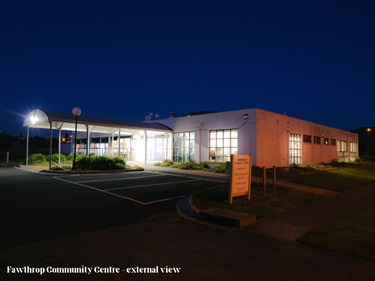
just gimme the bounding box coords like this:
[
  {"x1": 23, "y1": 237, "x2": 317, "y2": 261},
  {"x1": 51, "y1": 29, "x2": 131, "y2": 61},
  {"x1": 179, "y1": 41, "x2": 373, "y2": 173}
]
[
  {"x1": 28, "y1": 153, "x2": 47, "y2": 165},
  {"x1": 66, "y1": 153, "x2": 84, "y2": 162},
  {"x1": 199, "y1": 162, "x2": 210, "y2": 169},
  {"x1": 172, "y1": 163, "x2": 184, "y2": 168},
  {"x1": 179, "y1": 161, "x2": 200, "y2": 170},
  {"x1": 155, "y1": 159, "x2": 174, "y2": 167},
  {"x1": 51, "y1": 165, "x2": 71, "y2": 171},
  {"x1": 76, "y1": 155, "x2": 126, "y2": 170},
  {"x1": 212, "y1": 165, "x2": 226, "y2": 173},
  {"x1": 76, "y1": 155, "x2": 93, "y2": 170},
  {"x1": 48, "y1": 153, "x2": 67, "y2": 164}
]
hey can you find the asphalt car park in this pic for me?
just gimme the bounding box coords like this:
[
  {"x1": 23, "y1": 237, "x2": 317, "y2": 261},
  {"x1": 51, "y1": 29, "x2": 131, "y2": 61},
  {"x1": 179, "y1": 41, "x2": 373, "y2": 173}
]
[
  {"x1": 0, "y1": 167, "x2": 226, "y2": 249},
  {"x1": 53, "y1": 171, "x2": 213, "y2": 205}
]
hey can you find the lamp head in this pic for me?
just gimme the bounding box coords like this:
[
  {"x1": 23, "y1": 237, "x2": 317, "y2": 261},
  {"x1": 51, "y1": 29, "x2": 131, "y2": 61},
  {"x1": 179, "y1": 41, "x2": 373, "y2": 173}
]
[{"x1": 72, "y1": 107, "x2": 82, "y2": 116}]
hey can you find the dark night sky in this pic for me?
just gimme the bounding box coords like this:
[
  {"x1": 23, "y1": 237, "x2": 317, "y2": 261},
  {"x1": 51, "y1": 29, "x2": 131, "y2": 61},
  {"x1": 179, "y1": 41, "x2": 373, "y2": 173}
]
[{"x1": 1, "y1": 0, "x2": 374, "y2": 137}]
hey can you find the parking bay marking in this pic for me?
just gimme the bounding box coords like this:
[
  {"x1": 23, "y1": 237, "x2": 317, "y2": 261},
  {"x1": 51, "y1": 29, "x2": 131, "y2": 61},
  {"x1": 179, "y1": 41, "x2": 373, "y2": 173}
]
[
  {"x1": 105, "y1": 179, "x2": 200, "y2": 191},
  {"x1": 75, "y1": 174, "x2": 165, "y2": 184},
  {"x1": 53, "y1": 176, "x2": 200, "y2": 205}
]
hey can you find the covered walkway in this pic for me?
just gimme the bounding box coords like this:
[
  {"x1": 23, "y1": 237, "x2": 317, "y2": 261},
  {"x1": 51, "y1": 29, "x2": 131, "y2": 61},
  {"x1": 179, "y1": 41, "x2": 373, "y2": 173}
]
[{"x1": 23, "y1": 109, "x2": 173, "y2": 169}]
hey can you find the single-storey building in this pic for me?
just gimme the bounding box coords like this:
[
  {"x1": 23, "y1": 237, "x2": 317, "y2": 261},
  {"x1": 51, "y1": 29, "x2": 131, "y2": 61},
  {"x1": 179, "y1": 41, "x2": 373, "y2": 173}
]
[
  {"x1": 147, "y1": 108, "x2": 358, "y2": 167},
  {"x1": 24, "y1": 108, "x2": 358, "y2": 168}
]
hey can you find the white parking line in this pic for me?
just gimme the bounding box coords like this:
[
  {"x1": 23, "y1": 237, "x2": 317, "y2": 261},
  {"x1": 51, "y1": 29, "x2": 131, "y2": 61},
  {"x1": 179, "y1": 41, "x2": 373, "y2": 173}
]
[
  {"x1": 142, "y1": 195, "x2": 186, "y2": 205},
  {"x1": 53, "y1": 176, "x2": 146, "y2": 205},
  {"x1": 76, "y1": 174, "x2": 165, "y2": 184},
  {"x1": 105, "y1": 179, "x2": 200, "y2": 191},
  {"x1": 53, "y1": 175, "x2": 201, "y2": 205}
]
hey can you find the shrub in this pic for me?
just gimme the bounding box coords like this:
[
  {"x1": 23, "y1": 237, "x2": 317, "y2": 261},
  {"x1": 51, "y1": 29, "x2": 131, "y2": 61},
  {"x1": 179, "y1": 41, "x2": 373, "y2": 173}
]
[
  {"x1": 76, "y1": 155, "x2": 93, "y2": 170},
  {"x1": 172, "y1": 163, "x2": 184, "y2": 168},
  {"x1": 112, "y1": 156, "x2": 126, "y2": 165},
  {"x1": 212, "y1": 165, "x2": 226, "y2": 173},
  {"x1": 91, "y1": 156, "x2": 111, "y2": 170},
  {"x1": 66, "y1": 153, "x2": 84, "y2": 162},
  {"x1": 28, "y1": 153, "x2": 47, "y2": 165},
  {"x1": 76, "y1": 155, "x2": 126, "y2": 170},
  {"x1": 48, "y1": 153, "x2": 67, "y2": 164},
  {"x1": 199, "y1": 162, "x2": 210, "y2": 169},
  {"x1": 180, "y1": 161, "x2": 200, "y2": 170},
  {"x1": 155, "y1": 159, "x2": 174, "y2": 167},
  {"x1": 51, "y1": 165, "x2": 71, "y2": 171}
]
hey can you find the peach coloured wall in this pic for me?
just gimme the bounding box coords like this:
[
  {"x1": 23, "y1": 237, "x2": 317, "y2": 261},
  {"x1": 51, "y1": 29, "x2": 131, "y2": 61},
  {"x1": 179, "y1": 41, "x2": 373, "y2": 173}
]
[{"x1": 255, "y1": 109, "x2": 358, "y2": 167}]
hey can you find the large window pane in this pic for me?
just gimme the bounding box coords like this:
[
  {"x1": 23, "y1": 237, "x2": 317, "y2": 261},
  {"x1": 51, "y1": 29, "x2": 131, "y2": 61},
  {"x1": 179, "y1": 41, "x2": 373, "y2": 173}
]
[
  {"x1": 289, "y1": 133, "x2": 301, "y2": 165},
  {"x1": 209, "y1": 129, "x2": 238, "y2": 162},
  {"x1": 173, "y1": 132, "x2": 195, "y2": 162}
]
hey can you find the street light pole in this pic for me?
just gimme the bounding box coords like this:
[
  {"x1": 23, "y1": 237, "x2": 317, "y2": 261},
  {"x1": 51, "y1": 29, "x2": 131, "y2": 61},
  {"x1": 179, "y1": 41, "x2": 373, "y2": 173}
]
[{"x1": 72, "y1": 107, "x2": 81, "y2": 170}]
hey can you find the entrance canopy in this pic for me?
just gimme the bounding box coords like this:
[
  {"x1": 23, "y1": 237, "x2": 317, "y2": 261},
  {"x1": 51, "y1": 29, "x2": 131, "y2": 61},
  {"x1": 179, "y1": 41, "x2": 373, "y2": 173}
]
[
  {"x1": 23, "y1": 109, "x2": 173, "y2": 168},
  {"x1": 23, "y1": 109, "x2": 172, "y2": 136}
]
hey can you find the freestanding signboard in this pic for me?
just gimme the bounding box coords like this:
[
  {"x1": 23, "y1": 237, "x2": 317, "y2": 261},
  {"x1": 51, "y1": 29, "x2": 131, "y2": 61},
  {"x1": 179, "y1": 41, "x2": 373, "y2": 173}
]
[{"x1": 229, "y1": 154, "x2": 252, "y2": 204}]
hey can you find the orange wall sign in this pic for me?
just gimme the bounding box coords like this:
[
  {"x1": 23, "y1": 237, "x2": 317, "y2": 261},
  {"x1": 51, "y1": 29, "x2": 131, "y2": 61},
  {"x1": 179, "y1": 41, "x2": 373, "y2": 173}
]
[{"x1": 229, "y1": 154, "x2": 252, "y2": 204}]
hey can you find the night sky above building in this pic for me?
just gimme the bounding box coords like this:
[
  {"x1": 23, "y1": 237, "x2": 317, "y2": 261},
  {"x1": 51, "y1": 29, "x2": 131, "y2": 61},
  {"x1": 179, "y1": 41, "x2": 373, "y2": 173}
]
[{"x1": 1, "y1": 0, "x2": 374, "y2": 137}]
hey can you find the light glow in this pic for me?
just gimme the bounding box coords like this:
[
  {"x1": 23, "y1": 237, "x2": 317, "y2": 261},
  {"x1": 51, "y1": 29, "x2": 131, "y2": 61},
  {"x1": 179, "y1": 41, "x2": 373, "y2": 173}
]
[{"x1": 30, "y1": 115, "x2": 39, "y2": 124}]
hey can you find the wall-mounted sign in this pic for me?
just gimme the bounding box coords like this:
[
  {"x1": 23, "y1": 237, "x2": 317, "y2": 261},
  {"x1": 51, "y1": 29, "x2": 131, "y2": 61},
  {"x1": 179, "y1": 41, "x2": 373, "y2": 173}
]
[{"x1": 229, "y1": 154, "x2": 252, "y2": 204}]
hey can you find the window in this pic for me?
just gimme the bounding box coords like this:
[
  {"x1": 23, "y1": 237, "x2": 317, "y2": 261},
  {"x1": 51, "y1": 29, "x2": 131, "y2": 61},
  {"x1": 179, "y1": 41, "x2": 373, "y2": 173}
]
[
  {"x1": 112, "y1": 136, "x2": 132, "y2": 159},
  {"x1": 147, "y1": 134, "x2": 168, "y2": 162},
  {"x1": 90, "y1": 137, "x2": 109, "y2": 156},
  {"x1": 337, "y1": 140, "x2": 348, "y2": 162},
  {"x1": 303, "y1": 135, "x2": 312, "y2": 143},
  {"x1": 323, "y1": 138, "x2": 329, "y2": 145},
  {"x1": 350, "y1": 142, "x2": 358, "y2": 161},
  {"x1": 313, "y1": 136, "x2": 321, "y2": 144},
  {"x1": 209, "y1": 129, "x2": 237, "y2": 162},
  {"x1": 173, "y1": 132, "x2": 195, "y2": 162},
  {"x1": 330, "y1": 139, "x2": 336, "y2": 146},
  {"x1": 289, "y1": 133, "x2": 301, "y2": 165}
]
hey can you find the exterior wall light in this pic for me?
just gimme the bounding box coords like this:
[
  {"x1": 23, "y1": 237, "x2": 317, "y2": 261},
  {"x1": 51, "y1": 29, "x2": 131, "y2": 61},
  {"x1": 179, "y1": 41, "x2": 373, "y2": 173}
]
[{"x1": 243, "y1": 114, "x2": 249, "y2": 120}]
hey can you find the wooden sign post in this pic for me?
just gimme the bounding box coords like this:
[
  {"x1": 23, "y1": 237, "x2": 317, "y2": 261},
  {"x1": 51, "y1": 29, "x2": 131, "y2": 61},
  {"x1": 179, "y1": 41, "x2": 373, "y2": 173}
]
[{"x1": 229, "y1": 154, "x2": 252, "y2": 205}]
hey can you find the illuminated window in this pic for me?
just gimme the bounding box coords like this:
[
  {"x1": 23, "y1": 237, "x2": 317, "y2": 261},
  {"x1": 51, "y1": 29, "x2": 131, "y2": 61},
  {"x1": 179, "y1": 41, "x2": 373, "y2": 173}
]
[
  {"x1": 289, "y1": 133, "x2": 301, "y2": 165},
  {"x1": 147, "y1": 135, "x2": 168, "y2": 161},
  {"x1": 303, "y1": 135, "x2": 312, "y2": 143},
  {"x1": 350, "y1": 142, "x2": 358, "y2": 161},
  {"x1": 209, "y1": 129, "x2": 237, "y2": 162},
  {"x1": 89, "y1": 137, "x2": 109, "y2": 156},
  {"x1": 173, "y1": 132, "x2": 195, "y2": 162},
  {"x1": 337, "y1": 140, "x2": 348, "y2": 162}
]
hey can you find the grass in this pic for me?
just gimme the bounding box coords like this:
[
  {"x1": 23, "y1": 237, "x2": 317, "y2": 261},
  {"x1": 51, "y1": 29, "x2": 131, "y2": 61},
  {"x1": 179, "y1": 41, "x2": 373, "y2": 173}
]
[
  {"x1": 192, "y1": 185, "x2": 322, "y2": 219},
  {"x1": 286, "y1": 163, "x2": 375, "y2": 191},
  {"x1": 193, "y1": 162, "x2": 375, "y2": 261},
  {"x1": 298, "y1": 197, "x2": 375, "y2": 261}
]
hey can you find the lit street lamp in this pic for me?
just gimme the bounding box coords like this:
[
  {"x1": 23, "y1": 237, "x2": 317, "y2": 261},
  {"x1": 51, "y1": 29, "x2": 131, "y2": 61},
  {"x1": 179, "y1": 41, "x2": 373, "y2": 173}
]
[{"x1": 72, "y1": 107, "x2": 81, "y2": 170}]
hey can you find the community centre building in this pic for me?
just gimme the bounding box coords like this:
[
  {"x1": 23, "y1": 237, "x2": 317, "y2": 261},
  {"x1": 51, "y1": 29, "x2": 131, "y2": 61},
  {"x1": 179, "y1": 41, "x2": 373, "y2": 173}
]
[{"x1": 24, "y1": 108, "x2": 358, "y2": 168}]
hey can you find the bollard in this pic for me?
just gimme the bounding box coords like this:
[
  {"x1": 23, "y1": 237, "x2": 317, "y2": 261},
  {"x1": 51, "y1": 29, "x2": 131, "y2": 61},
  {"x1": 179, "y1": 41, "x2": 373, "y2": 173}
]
[
  {"x1": 262, "y1": 166, "x2": 266, "y2": 197},
  {"x1": 273, "y1": 166, "x2": 277, "y2": 194},
  {"x1": 7, "y1": 152, "x2": 9, "y2": 164}
]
